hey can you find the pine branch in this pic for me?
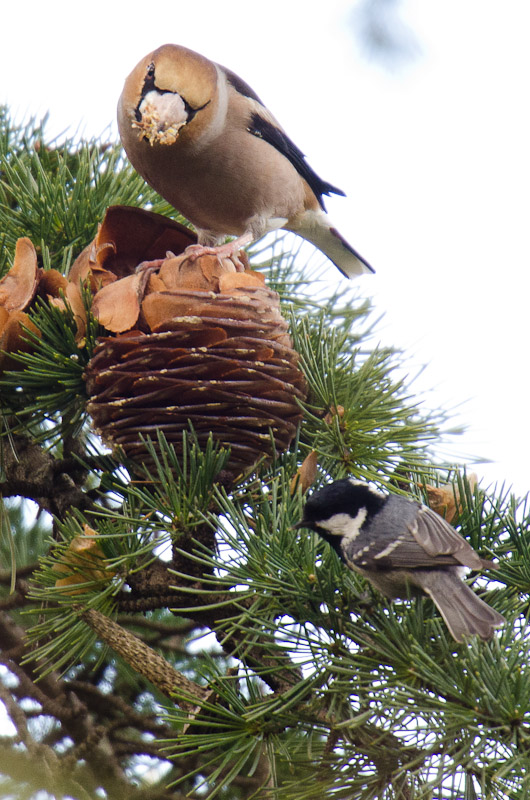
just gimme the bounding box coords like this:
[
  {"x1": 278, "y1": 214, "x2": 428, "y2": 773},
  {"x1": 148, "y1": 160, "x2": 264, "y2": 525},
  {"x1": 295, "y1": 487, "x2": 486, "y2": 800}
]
[
  {"x1": 123, "y1": 560, "x2": 302, "y2": 694},
  {"x1": 0, "y1": 562, "x2": 39, "y2": 582},
  {"x1": 2, "y1": 106, "x2": 529, "y2": 798},
  {"x1": 0, "y1": 429, "x2": 91, "y2": 517},
  {"x1": 80, "y1": 607, "x2": 210, "y2": 712},
  {"x1": 68, "y1": 678, "x2": 175, "y2": 738},
  {"x1": 0, "y1": 610, "x2": 136, "y2": 796}
]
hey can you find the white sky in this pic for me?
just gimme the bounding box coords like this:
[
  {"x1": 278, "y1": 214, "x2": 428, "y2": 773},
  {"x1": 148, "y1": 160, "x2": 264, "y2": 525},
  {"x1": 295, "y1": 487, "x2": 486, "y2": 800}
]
[{"x1": 2, "y1": 0, "x2": 529, "y2": 495}]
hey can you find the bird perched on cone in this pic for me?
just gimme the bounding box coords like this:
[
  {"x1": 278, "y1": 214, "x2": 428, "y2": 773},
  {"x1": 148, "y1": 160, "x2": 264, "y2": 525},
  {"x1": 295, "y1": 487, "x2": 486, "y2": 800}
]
[
  {"x1": 117, "y1": 43, "x2": 373, "y2": 279},
  {"x1": 295, "y1": 478, "x2": 504, "y2": 642}
]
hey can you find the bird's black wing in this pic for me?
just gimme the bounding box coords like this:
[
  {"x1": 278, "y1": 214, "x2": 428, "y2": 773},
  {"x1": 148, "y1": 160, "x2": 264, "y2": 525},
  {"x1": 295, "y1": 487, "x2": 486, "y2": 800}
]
[
  {"x1": 247, "y1": 111, "x2": 345, "y2": 211},
  {"x1": 222, "y1": 64, "x2": 345, "y2": 210},
  {"x1": 224, "y1": 68, "x2": 266, "y2": 105}
]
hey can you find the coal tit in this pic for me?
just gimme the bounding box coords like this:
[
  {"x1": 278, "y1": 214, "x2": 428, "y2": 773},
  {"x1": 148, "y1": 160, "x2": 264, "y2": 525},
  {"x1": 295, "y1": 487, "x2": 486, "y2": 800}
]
[{"x1": 295, "y1": 478, "x2": 504, "y2": 642}]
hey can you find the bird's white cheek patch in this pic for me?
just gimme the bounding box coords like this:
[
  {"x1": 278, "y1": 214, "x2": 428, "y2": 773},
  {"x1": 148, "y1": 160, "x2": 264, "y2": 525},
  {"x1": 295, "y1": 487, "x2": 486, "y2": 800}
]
[
  {"x1": 318, "y1": 509, "x2": 367, "y2": 541},
  {"x1": 133, "y1": 91, "x2": 188, "y2": 145}
]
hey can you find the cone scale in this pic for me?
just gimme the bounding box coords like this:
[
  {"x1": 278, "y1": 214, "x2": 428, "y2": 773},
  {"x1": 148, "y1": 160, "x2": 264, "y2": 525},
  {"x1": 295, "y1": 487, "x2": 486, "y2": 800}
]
[{"x1": 77, "y1": 207, "x2": 307, "y2": 477}]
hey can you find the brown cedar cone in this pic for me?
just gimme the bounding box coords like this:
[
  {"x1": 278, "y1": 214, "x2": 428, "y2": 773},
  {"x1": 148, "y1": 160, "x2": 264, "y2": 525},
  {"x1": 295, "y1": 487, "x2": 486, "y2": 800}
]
[
  {"x1": 0, "y1": 237, "x2": 67, "y2": 372},
  {"x1": 78, "y1": 206, "x2": 307, "y2": 479}
]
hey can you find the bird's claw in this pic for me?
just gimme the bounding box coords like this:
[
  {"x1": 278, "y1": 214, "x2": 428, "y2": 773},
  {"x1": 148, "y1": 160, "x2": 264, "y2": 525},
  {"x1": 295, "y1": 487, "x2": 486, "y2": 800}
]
[{"x1": 184, "y1": 236, "x2": 252, "y2": 271}]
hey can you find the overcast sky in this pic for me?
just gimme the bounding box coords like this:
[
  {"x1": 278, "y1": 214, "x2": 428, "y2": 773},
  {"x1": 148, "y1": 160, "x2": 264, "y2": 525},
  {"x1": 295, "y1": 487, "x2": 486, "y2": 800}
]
[{"x1": 2, "y1": 0, "x2": 529, "y2": 495}]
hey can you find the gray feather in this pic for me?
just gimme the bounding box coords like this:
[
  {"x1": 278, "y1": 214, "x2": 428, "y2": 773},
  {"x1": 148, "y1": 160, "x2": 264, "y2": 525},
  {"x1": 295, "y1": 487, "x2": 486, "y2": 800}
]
[{"x1": 414, "y1": 569, "x2": 505, "y2": 642}]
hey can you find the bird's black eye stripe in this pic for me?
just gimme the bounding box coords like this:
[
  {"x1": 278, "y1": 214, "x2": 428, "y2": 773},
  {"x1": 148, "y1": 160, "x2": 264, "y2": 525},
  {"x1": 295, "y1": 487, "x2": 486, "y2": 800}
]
[
  {"x1": 134, "y1": 62, "x2": 211, "y2": 123},
  {"x1": 181, "y1": 97, "x2": 210, "y2": 122},
  {"x1": 141, "y1": 63, "x2": 157, "y2": 97},
  {"x1": 134, "y1": 64, "x2": 157, "y2": 121}
]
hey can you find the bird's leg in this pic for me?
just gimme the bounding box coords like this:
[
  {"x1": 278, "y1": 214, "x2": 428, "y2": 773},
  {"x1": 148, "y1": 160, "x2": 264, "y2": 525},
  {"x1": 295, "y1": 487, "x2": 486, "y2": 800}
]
[
  {"x1": 184, "y1": 233, "x2": 254, "y2": 270},
  {"x1": 135, "y1": 252, "x2": 177, "y2": 274}
]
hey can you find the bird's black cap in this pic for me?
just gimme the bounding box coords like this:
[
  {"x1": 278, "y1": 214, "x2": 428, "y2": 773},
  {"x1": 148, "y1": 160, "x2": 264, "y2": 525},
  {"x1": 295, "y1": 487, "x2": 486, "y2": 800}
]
[{"x1": 297, "y1": 479, "x2": 385, "y2": 528}]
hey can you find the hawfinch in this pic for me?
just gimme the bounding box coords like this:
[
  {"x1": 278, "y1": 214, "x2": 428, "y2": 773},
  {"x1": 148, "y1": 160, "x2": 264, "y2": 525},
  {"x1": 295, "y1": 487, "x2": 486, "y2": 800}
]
[{"x1": 118, "y1": 44, "x2": 373, "y2": 279}]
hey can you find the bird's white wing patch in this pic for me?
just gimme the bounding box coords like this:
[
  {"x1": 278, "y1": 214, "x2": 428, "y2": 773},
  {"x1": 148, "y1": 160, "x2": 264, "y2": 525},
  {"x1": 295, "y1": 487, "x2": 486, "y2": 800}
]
[{"x1": 373, "y1": 533, "x2": 407, "y2": 560}]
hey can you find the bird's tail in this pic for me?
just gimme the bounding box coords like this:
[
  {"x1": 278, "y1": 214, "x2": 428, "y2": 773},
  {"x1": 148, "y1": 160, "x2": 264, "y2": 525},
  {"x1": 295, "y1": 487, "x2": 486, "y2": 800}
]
[
  {"x1": 287, "y1": 209, "x2": 374, "y2": 279},
  {"x1": 417, "y1": 570, "x2": 504, "y2": 642}
]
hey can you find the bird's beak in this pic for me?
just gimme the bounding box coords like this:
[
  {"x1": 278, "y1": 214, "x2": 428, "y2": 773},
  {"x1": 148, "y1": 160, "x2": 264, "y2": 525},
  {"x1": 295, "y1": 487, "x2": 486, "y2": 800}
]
[{"x1": 291, "y1": 520, "x2": 308, "y2": 531}]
